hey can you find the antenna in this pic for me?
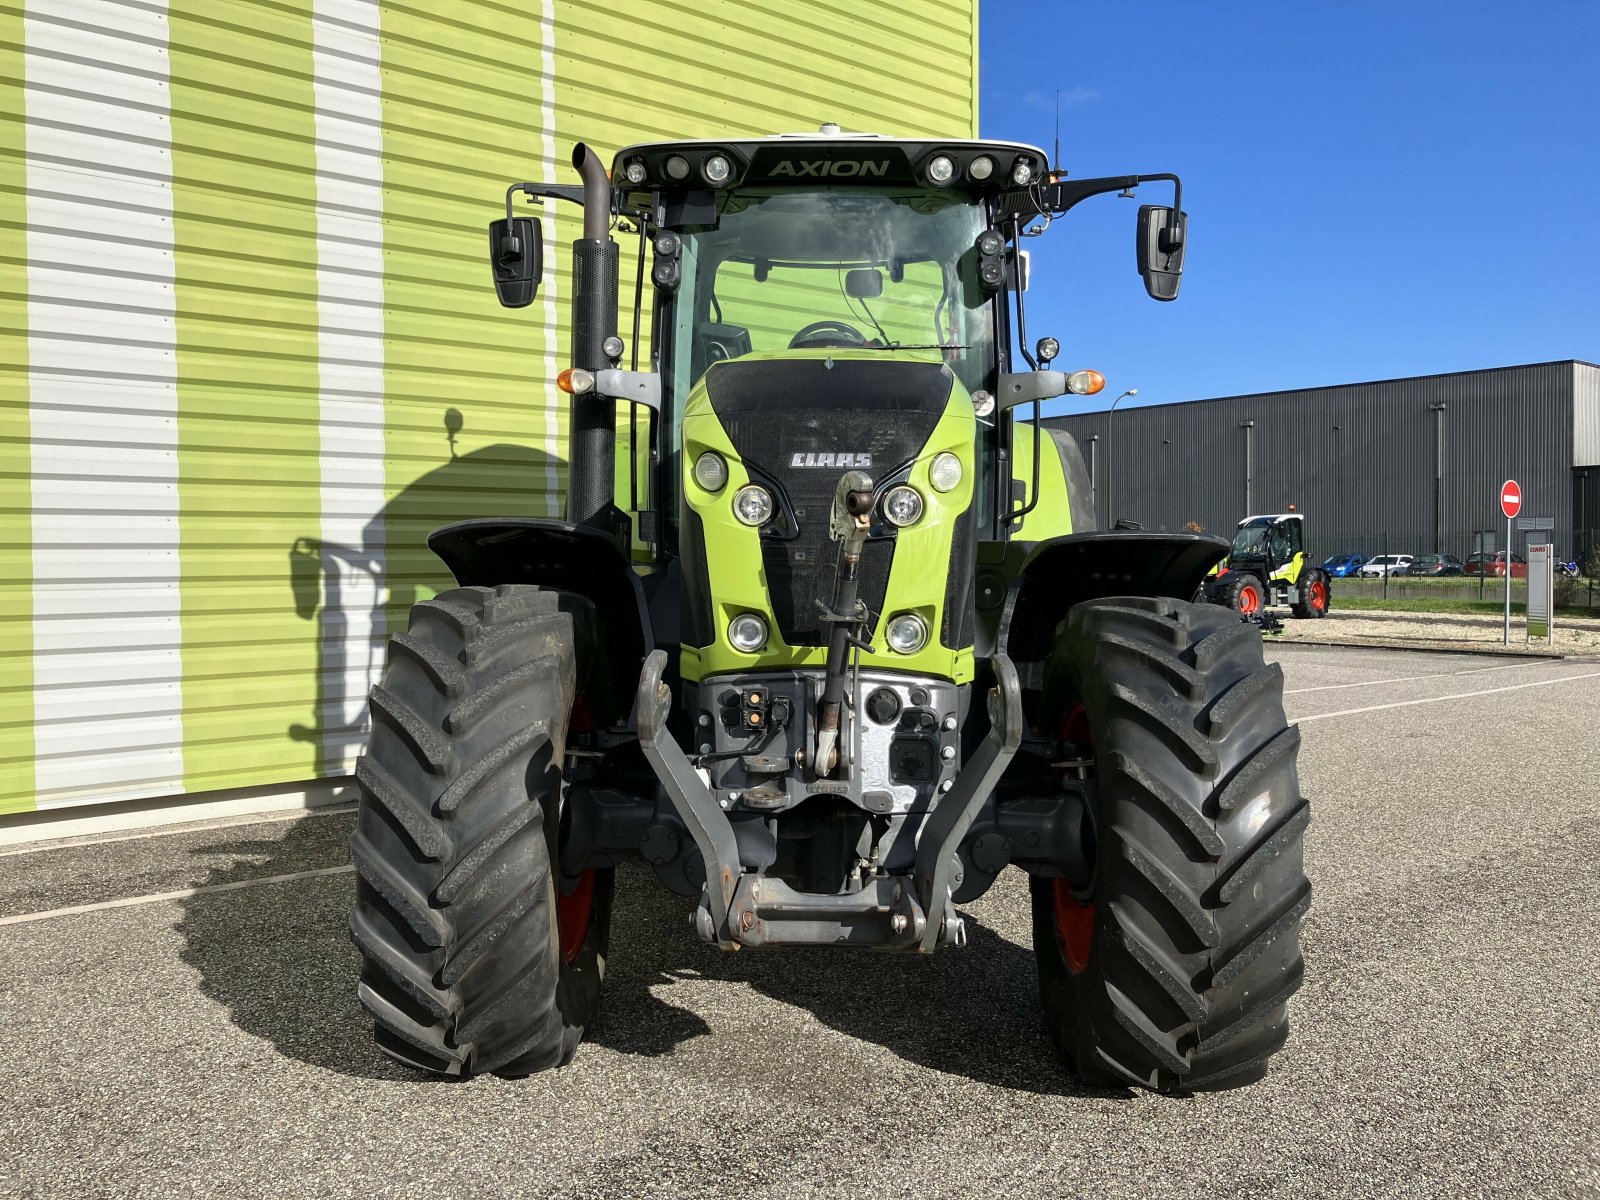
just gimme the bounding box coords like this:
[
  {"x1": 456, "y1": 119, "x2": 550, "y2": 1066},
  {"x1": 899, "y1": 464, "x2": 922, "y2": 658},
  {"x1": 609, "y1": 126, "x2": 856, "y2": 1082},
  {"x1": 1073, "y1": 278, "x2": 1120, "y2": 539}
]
[{"x1": 1054, "y1": 89, "x2": 1061, "y2": 171}]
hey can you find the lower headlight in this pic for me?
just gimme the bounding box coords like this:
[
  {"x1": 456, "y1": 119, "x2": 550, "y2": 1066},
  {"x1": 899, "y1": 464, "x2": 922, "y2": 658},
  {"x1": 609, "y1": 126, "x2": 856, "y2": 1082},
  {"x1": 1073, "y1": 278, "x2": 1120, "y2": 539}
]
[
  {"x1": 884, "y1": 613, "x2": 928, "y2": 654},
  {"x1": 733, "y1": 484, "x2": 773, "y2": 526},
  {"x1": 728, "y1": 613, "x2": 768, "y2": 652},
  {"x1": 882, "y1": 485, "x2": 924, "y2": 527},
  {"x1": 929, "y1": 452, "x2": 963, "y2": 493}
]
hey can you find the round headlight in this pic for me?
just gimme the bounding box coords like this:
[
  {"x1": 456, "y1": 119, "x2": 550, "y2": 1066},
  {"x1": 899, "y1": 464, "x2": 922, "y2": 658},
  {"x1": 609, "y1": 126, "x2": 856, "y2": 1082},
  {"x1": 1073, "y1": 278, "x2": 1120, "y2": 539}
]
[
  {"x1": 929, "y1": 452, "x2": 963, "y2": 493},
  {"x1": 623, "y1": 159, "x2": 647, "y2": 185},
  {"x1": 927, "y1": 155, "x2": 955, "y2": 184},
  {"x1": 728, "y1": 613, "x2": 768, "y2": 652},
  {"x1": 654, "y1": 230, "x2": 680, "y2": 256},
  {"x1": 702, "y1": 154, "x2": 731, "y2": 184},
  {"x1": 976, "y1": 229, "x2": 1004, "y2": 258},
  {"x1": 693, "y1": 451, "x2": 728, "y2": 492},
  {"x1": 1011, "y1": 159, "x2": 1035, "y2": 187},
  {"x1": 665, "y1": 155, "x2": 690, "y2": 181},
  {"x1": 885, "y1": 613, "x2": 928, "y2": 654},
  {"x1": 969, "y1": 155, "x2": 995, "y2": 181},
  {"x1": 882, "y1": 485, "x2": 924, "y2": 528},
  {"x1": 733, "y1": 484, "x2": 773, "y2": 526}
]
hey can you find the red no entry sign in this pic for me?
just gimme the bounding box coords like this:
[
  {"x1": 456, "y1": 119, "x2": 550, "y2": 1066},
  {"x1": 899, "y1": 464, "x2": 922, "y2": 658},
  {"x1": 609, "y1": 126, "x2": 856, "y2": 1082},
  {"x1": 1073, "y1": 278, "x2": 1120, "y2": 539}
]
[{"x1": 1500, "y1": 479, "x2": 1522, "y2": 519}]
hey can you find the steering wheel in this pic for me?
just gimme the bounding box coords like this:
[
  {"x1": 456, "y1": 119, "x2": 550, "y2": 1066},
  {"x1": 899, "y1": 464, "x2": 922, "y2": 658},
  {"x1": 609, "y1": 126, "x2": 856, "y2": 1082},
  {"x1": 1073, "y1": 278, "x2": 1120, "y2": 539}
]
[{"x1": 788, "y1": 319, "x2": 868, "y2": 350}]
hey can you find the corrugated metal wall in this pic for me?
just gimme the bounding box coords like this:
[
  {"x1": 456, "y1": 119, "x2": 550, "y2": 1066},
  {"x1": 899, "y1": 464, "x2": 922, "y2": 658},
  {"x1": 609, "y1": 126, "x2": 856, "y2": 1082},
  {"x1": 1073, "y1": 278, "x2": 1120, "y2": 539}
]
[
  {"x1": 1050, "y1": 361, "x2": 1585, "y2": 560},
  {"x1": 1575, "y1": 361, "x2": 1600, "y2": 467},
  {"x1": 0, "y1": 0, "x2": 978, "y2": 815}
]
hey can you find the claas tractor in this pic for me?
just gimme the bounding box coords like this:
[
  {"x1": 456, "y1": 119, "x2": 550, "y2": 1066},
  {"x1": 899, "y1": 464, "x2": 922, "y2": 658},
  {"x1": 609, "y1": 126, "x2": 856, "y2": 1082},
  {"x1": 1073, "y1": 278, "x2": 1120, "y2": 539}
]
[
  {"x1": 349, "y1": 126, "x2": 1310, "y2": 1092},
  {"x1": 1202, "y1": 513, "x2": 1331, "y2": 619}
]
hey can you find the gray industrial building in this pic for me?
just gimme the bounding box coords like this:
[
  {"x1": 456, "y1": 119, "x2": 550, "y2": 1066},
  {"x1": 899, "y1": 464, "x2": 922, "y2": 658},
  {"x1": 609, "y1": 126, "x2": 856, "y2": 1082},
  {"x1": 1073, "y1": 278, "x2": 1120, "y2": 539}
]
[{"x1": 1049, "y1": 360, "x2": 1600, "y2": 565}]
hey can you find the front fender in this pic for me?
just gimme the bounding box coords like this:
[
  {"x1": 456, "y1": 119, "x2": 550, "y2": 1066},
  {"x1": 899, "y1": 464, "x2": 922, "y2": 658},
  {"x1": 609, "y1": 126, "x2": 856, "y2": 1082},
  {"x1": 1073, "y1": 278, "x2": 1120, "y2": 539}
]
[
  {"x1": 427, "y1": 518, "x2": 652, "y2": 723},
  {"x1": 997, "y1": 531, "x2": 1228, "y2": 662}
]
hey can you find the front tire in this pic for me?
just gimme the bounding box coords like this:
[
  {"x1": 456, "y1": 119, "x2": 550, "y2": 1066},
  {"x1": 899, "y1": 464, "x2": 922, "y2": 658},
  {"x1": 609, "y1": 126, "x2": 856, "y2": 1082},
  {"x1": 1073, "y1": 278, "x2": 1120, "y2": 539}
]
[
  {"x1": 1218, "y1": 572, "x2": 1264, "y2": 617},
  {"x1": 1033, "y1": 596, "x2": 1310, "y2": 1092},
  {"x1": 1292, "y1": 568, "x2": 1331, "y2": 618},
  {"x1": 349, "y1": 584, "x2": 612, "y2": 1078}
]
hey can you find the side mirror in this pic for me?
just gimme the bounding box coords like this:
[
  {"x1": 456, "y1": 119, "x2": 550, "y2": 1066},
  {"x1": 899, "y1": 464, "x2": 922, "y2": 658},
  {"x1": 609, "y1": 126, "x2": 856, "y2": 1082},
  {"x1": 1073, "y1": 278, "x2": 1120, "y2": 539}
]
[
  {"x1": 488, "y1": 216, "x2": 542, "y2": 308},
  {"x1": 1137, "y1": 205, "x2": 1186, "y2": 301}
]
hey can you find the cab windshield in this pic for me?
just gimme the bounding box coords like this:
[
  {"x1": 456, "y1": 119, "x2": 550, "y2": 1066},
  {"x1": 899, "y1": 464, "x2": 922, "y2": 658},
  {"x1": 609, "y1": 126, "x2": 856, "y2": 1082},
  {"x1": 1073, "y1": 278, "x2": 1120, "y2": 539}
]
[{"x1": 665, "y1": 187, "x2": 995, "y2": 402}]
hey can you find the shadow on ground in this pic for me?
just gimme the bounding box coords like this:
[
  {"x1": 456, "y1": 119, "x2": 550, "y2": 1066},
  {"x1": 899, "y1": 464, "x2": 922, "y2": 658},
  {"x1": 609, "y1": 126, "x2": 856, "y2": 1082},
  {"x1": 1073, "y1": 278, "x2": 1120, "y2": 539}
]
[{"x1": 178, "y1": 813, "x2": 1103, "y2": 1097}]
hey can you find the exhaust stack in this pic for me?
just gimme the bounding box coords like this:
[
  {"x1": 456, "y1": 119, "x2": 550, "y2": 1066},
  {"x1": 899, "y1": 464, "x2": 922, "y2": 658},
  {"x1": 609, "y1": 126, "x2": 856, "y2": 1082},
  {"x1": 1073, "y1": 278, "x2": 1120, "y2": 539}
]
[{"x1": 565, "y1": 143, "x2": 623, "y2": 540}]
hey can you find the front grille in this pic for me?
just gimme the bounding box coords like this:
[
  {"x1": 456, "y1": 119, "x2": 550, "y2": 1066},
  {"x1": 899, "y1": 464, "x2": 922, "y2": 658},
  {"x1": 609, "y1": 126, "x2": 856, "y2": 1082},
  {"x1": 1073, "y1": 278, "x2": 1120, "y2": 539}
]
[{"x1": 705, "y1": 358, "x2": 953, "y2": 645}]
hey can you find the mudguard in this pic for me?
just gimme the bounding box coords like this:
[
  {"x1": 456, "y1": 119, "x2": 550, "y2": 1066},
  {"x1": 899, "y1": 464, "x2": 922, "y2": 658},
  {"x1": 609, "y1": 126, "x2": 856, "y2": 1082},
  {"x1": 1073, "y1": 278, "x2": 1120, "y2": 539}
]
[
  {"x1": 428, "y1": 518, "x2": 652, "y2": 723},
  {"x1": 998, "y1": 531, "x2": 1229, "y2": 662}
]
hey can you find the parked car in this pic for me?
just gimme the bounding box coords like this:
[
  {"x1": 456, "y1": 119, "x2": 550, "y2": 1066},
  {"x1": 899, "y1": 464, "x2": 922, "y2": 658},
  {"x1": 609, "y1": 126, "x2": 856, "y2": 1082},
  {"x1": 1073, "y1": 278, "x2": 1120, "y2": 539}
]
[
  {"x1": 1464, "y1": 551, "x2": 1527, "y2": 578},
  {"x1": 1406, "y1": 554, "x2": 1465, "y2": 576},
  {"x1": 1359, "y1": 554, "x2": 1414, "y2": 577},
  {"x1": 1321, "y1": 554, "x2": 1367, "y2": 578}
]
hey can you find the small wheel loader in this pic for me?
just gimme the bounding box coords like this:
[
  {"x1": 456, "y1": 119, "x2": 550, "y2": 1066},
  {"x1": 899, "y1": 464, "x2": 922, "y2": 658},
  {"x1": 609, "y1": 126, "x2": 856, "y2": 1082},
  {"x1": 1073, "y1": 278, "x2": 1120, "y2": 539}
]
[{"x1": 349, "y1": 127, "x2": 1310, "y2": 1092}]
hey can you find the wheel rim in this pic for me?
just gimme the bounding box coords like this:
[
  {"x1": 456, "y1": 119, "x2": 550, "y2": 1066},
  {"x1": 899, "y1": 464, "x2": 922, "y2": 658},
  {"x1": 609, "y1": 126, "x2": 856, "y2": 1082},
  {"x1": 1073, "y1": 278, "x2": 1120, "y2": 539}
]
[
  {"x1": 1053, "y1": 702, "x2": 1096, "y2": 974},
  {"x1": 1238, "y1": 583, "x2": 1261, "y2": 615},
  {"x1": 1310, "y1": 578, "x2": 1328, "y2": 610},
  {"x1": 557, "y1": 868, "x2": 597, "y2": 964}
]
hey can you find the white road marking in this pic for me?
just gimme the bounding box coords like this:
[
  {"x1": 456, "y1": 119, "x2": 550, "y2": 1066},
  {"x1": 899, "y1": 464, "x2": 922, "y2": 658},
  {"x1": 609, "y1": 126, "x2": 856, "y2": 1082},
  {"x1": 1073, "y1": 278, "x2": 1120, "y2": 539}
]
[
  {"x1": 1291, "y1": 670, "x2": 1600, "y2": 723},
  {"x1": 1282, "y1": 659, "x2": 1538, "y2": 695},
  {"x1": 0, "y1": 805, "x2": 355, "y2": 859},
  {"x1": 0, "y1": 865, "x2": 355, "y2": 928}
]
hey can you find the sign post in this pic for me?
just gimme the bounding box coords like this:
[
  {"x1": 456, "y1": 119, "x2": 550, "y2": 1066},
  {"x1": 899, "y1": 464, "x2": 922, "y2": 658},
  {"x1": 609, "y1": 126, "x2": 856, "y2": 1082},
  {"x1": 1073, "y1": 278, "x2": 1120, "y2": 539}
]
[
  {"x1": 1527, "y1": 543, "x2": 1554, "y2": 644},
  {"x1": 1500, "y1": 479, "x2": 1522, "y2": 645}
]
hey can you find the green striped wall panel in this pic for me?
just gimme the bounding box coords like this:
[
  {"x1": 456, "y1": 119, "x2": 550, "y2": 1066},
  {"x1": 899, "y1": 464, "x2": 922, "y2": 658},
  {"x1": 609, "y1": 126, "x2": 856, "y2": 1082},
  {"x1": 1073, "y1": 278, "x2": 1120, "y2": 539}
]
[{"x1": 0, "y1": 0, "x2": 977, "y2": 815}]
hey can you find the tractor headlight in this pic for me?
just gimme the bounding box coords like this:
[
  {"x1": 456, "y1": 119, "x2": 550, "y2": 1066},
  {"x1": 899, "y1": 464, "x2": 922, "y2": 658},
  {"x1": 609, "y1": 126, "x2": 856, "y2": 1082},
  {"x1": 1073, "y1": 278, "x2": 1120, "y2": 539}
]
[
  {"x1": 885, "y1": 613, "x2": 928, "y2": 654},
  {"x1": 929, "y1": 452, "x2": 962, "y2": 493},
  {"x1": 1011, "y1": 158, "x2": 1035, "y2": 186},
  {"x1": 664, "y1": 155, "x2": 690, "y2": 181},
  {"x1": 728, "y1": 613, "x2": 768, "y2": 652},
  {"x1": 693, "y1": 451, "x2": 728, "y2": 492},
  {"x1": 623, "y1": 159, "x2": 647, "y2": 185},
  {"x1": 927, "y1": 155, "x2": 955, "y2": 185},
  {"x1": 882, "y1": 485, "x2": 924, "y2": 527},
  {"x1": 702, "y1": 154, "x2": 732, "y2": 184},
  {"x1": 732, "y1": 484, "x2": 773, "y2": 526},
  {"x1": 968, "y1": 155, "x2": 995, "y2": 181}
]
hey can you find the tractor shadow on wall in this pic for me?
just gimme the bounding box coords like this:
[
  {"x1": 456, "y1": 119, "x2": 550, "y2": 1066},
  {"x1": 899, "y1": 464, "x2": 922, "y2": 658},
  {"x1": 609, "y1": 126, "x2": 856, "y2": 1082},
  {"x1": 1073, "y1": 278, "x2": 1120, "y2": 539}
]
[
  {"x1": 175, "y1": 809, "x2": 1107, "y2": 1095},
  {"x1": 286, "y1": 411, "x2": 566, "y2": 778}
]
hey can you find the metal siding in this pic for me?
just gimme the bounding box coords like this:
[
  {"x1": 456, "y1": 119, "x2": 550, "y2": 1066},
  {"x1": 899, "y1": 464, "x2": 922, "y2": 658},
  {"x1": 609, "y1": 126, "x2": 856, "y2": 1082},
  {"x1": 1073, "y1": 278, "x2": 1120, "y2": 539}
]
[
  {"x1": 1053, "y1": 362, "x2": 1581, "y2": 559},
  {"x1": 25, "y1": 0, "x2": 186, "y2": 809},
  {"x1": 1575, "y1": 361, "x2": 1600, "y2": 467},
  {"x1": 2, "y1": 0, "x2": 979, "y2": 813},
  {"x1": 0, "y1": 5, "x2": 33, "y2": 814}
]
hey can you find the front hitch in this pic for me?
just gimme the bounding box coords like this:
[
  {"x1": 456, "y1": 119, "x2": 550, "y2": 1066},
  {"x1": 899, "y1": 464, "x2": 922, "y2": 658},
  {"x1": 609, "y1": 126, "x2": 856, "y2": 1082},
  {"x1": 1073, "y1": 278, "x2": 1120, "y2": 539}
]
[{"x1": 814, "y1": 471, "x2": 874, "y2": 776}]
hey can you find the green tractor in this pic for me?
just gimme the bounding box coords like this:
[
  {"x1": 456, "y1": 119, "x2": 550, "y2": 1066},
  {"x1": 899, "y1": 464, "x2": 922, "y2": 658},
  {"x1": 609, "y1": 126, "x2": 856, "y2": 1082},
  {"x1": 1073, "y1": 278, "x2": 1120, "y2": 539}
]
[
  {"x1": 349, "y1": 127, "x2": 1310, "y2": 1092},
  {"x1": 1202, "y1": 513, "x2": 1331, "y2": 620}
]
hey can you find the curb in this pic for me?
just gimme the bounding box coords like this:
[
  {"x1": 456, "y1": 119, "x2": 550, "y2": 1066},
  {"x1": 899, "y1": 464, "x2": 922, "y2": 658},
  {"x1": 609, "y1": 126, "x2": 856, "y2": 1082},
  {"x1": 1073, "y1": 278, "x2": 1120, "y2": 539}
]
[{"x1": 1268, "y1": 636, "x2": 1568, "y2": 660}]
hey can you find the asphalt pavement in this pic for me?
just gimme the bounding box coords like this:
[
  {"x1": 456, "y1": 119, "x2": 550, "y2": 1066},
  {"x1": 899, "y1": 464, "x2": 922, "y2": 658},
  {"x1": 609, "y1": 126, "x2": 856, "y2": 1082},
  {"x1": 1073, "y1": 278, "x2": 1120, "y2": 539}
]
[{"x1": 2, "y1": 643, "x2": 1598, "y2": 1199}]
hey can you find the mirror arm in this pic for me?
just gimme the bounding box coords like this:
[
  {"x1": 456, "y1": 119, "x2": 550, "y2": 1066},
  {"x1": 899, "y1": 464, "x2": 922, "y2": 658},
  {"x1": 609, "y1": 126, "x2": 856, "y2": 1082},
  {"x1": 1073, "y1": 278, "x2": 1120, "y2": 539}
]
[
  {"x1": 1003, "y1": 172, "x2": 1183, "y2": 224},
  {"x1": 1007, "y1": 213, "x2": 1037, "y2": 372}
]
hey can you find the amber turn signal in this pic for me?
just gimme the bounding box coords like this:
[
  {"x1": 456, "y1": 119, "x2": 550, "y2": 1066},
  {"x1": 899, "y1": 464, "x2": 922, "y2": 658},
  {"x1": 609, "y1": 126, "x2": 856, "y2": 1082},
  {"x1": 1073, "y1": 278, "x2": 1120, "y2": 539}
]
[{"x1": 1066, "y1": 369, "x2": 1105, "y2": 396}]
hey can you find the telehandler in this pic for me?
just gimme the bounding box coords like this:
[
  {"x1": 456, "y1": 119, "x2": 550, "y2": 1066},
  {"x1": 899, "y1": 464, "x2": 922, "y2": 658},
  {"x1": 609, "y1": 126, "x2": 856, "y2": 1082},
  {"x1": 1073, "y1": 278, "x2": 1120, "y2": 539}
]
[
  {"x1": 350, "y1": 126, "x2": 1310, "y2": 1092},
  {"x1": 1202, "y1": 512, "x2": 1331, "y2": 619}
]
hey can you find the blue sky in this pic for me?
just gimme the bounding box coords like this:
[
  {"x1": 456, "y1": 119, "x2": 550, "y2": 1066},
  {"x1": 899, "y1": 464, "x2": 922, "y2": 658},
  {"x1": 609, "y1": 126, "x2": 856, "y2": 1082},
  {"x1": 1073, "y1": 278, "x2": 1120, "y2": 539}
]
[{"x1": 978, "y1": 1, "x2": 1600, "y2": 413}]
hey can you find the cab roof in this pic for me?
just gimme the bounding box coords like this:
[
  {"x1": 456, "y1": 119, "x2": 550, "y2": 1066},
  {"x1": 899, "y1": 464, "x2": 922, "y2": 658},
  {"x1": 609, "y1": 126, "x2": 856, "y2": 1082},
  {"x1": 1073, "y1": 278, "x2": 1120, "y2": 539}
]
[
  {"x1": 610, "y1": 128, "x2": 1049, "y2": 195},
  {"x1": 1238, "y1": 513, "x2": 1304, "y2": 526}
]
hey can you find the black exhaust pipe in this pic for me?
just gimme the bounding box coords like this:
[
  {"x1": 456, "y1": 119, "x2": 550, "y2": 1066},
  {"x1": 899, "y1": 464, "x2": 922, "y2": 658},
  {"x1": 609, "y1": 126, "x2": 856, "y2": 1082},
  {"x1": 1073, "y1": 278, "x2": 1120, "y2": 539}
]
[{"x1": 566, "y1": 143, "x2": 622, "y2": 539}]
